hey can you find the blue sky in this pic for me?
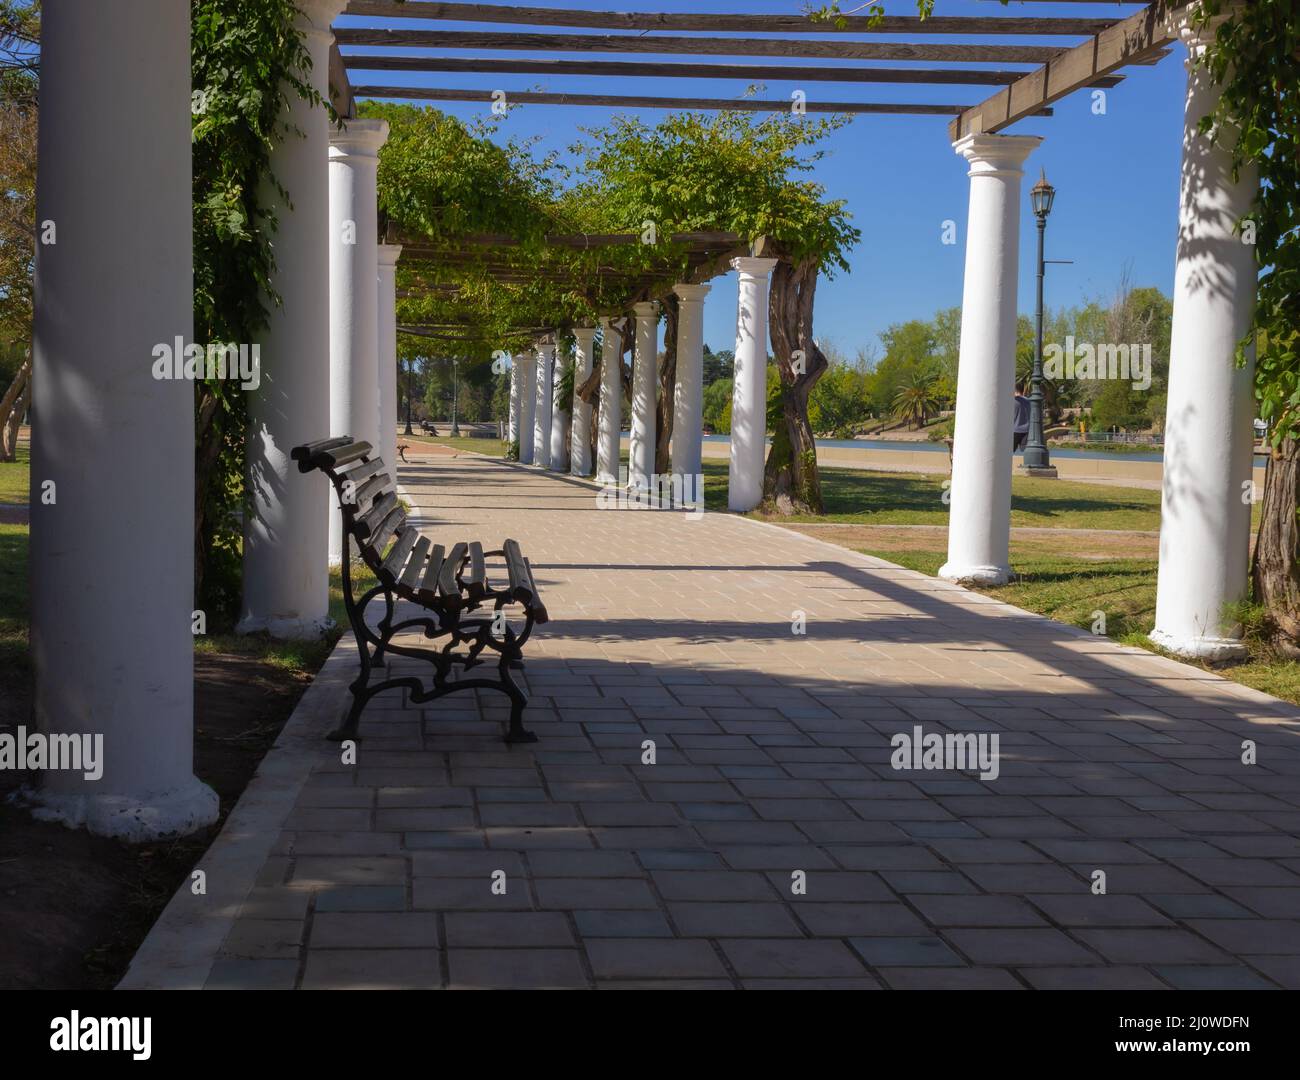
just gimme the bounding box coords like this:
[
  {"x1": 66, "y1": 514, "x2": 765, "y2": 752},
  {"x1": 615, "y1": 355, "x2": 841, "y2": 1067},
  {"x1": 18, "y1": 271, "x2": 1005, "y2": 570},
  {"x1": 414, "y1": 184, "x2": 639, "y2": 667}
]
[{"x1": 338, "y1": 1, "x2": 1189, "y2": 359}]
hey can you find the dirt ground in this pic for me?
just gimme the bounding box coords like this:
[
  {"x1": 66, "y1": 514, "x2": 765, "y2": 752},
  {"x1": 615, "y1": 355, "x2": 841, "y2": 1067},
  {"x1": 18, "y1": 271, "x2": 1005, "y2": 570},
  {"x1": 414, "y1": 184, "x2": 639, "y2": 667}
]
[{"x1": 0, "y1": 654, "x2": 312, "y2": 990}]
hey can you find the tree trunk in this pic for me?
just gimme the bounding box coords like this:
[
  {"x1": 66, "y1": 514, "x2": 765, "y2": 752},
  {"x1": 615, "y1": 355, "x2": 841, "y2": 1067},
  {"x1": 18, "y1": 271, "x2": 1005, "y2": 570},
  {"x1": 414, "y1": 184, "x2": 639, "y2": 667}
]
[
  {"x1": 762, "y1": 258, "x2": 826, "y2": 515},
  {"x1": 1252, "y1": 435, "x2": 1300, "y2": 653},
  {"x1": 655, "y1": 294, "x2": 679, "y2": 476},
  {"x1": 2, "y1": 362, "x2": 31, "y2": 461},
  {"x1": 0, "y1": 356, "x2": 31, "y2": 462}
]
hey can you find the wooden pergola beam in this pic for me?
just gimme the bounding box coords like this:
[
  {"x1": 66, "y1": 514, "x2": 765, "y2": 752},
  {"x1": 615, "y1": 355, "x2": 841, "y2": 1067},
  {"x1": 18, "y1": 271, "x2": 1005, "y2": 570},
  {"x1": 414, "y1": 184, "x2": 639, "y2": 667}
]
[
  {"x1": 341, "y1": 54, "x2": 1125, "y2": 88},
  {"x1": 389, "y1": 228, "x2": 743, "y2": 250},
  {"x1": 950, "y1": 0, "x2": 1184, "y2": 139},
  {"x1": 329, "y1": 41, "x2": 355, "y2": 117},
  {"x1": 356, "y1": 86, "x2": 1038, "y2": 117},
  {"x1": 334, "y1": 29, "x2": 1069, "y2": 63},
  {"x1": 342, "y1": 2, "x2": 1116, "y2": 36}
]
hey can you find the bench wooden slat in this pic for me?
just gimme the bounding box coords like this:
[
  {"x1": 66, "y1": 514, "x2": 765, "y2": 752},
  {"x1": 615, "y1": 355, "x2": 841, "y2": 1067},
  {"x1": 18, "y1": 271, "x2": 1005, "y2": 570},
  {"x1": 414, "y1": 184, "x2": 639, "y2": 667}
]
[
  {"x1": 370, "y1": 505, "x2": 406, "y2": 556},
  {"x1": 399, "y1": 535, "x2": 432, "y2": 591},
  {"x1": 463, "y1": 541, "x2": 487, "y2": 599},
  {"x1": 502, "y1": 538, "x2": 534, "y2": 606},
  {"x1": 418, "y1": 543, "x2": 446, "y2": 603},
  {"x1": 522, "y1": 556, "x2": 549, "y2": 624},
  {"x1": 352, "y1": 472, "x2": 395, "y2": 515},
  {"x1": 339, "y1": 456, "x2": 388, "y2": 490},
  {"x1": 381, "y1": 525, "x2": 420, "y2": 583},
  {"x1": 355, "y1": 491, "x2": 397, "y2": 540},
  {"x1": 439, "y1": 542, "x2": 468, "y2": 597},
  {"x1": 292, "y1": 438, "x2": 372, "y2": 472}
]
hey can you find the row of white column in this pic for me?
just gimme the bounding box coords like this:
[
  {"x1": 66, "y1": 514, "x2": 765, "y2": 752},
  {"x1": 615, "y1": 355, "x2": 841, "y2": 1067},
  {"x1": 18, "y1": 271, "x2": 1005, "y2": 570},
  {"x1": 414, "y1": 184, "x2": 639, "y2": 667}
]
[
  {"x1": 505, "y1": 266, "x2": 777, "y2": 520},
  {"x1": 29, "y1": 0, "x2": 407, "y2": 839},
  {"x1": 941, "y1": 13, "x2": 1257, "y2": 661}
]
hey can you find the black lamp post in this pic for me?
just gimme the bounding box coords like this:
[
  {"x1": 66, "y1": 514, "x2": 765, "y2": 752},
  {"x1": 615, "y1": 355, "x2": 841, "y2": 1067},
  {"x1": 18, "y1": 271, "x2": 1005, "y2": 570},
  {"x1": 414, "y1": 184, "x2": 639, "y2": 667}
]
[
  {"x1": 450, "y1": 358, "x2": 461, "y2": 437},
  {"x1": 1023, "y1": 169, "x2": 1057, "y2": 477}
]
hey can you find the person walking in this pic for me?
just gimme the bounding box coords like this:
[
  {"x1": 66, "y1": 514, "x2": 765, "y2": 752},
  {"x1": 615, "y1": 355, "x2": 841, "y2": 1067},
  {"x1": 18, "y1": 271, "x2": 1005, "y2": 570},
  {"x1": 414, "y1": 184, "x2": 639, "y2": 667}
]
[{"x1": 1012, "y1": 386, "x2": 1031, "y2": 453}]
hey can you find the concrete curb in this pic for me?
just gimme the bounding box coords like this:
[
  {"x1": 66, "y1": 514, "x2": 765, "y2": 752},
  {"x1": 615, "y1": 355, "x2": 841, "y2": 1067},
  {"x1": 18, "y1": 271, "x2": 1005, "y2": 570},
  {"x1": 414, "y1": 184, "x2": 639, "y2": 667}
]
[{"x1": 116, "y1": 636, "x2": 358, "y2": 990}]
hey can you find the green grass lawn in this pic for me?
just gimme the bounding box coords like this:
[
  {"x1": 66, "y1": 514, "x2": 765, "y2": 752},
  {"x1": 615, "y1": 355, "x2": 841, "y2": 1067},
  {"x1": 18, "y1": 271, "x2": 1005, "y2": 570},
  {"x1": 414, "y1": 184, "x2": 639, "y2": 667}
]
[
  {"x1": 0, "y1": 446, "x2": 29, "y2": 503},
  {"x1": 854, "y1": 543, "x2": 1300, "y2": 706},
  {"x1": 699, "y1": 458, "x2": 1165, "y2": 530},
  {"x1": 404, "y1": 433, "x2": 508, "y2": 457}
]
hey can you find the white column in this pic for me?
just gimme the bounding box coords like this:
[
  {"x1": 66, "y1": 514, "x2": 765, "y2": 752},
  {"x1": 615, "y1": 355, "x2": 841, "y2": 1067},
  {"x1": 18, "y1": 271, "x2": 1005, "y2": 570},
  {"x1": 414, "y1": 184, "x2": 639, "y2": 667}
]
[
  {"x1": 533, "y1": 337, "x2": 554, "y2": 468},
  {"x1": 328, "y1": 118, "x2": 387, "y2": 565},
  {"x1": 672, "y1": 284, "x2": 711, "y2": 502},
  {"x1": 570, "y1": 326, "x2": 597, "y2": 476},
  {"x1": 729, "y1": 258, "x2": 777, "y2": 511},
  {"x1": 629, "y1": 302, "x2": 659, "y2": 489},
  {"x1": 518, "y1": 348, "x2": 537, "y2": 464},
  {"x1": 239, "y1": 0, "x2": 345, "y2": 636},
  {"x1": 377, "y1": 243, "x2": 401, "y2": 476},
  {"x1": 939, "y1": 133, "x2": 1041, "y2": 585},
  {"x1": 596, "y1": 318, "x2": 623, "y2": 484},
  {"x1": 549, "y1": 340, "x2": 570, "y2": 472},
  {"x1": 29, "y1": 0, "x2": 218, "y2": 839},
  {"x1": 508, "y1": 353, "x2": 521, "y2": 443},
  {"x1": 1151, "y1": 16, "x2": 1258, "y2": 661}
]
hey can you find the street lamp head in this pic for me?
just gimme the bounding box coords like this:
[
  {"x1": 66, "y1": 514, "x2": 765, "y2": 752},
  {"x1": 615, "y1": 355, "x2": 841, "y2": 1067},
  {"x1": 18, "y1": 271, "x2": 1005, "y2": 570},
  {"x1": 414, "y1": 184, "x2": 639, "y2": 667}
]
[{"x1": 1031, "y1": 168, "x2": 1056, "y2": 220}]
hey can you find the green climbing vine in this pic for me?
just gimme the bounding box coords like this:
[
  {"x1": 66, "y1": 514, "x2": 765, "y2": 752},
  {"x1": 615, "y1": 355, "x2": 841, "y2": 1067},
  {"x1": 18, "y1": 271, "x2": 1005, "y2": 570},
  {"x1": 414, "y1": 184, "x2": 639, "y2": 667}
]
[{"x1": 190, "y1": 0, "x2": 321, "y2": 622}]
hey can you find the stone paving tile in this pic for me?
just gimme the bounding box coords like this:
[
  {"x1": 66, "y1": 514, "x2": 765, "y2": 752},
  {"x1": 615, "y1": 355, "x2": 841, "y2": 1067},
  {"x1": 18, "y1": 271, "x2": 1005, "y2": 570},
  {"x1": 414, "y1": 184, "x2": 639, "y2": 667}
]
[
  {"x1": 301, "y1": 949, "x2": 443, "y2": 990},
  {"x1": 448, "y1": 949, "x2": 589, "y2": 990},
  {"x1": 197, "y1": 456, "x2": 1300, "y2": 990},
  {"x1": 585, "y1": 939, "x2": 728, "y2": 980}
]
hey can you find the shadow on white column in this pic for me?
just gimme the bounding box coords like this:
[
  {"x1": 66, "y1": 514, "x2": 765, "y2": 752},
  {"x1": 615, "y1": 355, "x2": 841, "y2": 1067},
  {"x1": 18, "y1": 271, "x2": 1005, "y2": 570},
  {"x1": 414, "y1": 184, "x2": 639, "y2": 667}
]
[
  {"x1": 29, "y1": 0, "x2": 218, "y2": 839},
  {"x1": 1151, "y1": 13, "x2": 1258, "y2": 661}
]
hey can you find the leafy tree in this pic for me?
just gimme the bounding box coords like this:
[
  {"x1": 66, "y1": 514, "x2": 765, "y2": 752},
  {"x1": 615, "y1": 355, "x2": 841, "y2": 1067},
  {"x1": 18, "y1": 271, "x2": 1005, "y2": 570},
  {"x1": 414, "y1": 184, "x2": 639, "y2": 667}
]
[
  {"x1": 891, "y1": 371, "x2": 942, "y2": 431},
  {"x1": 703, "y1": 377, "x2": 733, "y2": 435}
]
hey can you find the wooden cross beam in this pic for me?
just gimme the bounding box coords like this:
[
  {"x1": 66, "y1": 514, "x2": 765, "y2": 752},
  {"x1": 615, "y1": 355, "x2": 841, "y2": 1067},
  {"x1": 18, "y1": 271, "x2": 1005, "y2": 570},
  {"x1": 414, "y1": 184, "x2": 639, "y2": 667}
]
[
  {"x1": 950, "y1": 0, "x2": 1184, "y2": 139},
  {"x1": 342, "y1": 2, "x2": 1117, "y2": 36}
]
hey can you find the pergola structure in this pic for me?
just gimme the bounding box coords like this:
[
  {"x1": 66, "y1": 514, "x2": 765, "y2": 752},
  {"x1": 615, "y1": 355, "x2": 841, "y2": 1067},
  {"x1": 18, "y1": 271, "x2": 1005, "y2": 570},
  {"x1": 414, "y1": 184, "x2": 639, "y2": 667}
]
[{"x1": 28, "y1": 0, "x2": 1256, "y2": 839}]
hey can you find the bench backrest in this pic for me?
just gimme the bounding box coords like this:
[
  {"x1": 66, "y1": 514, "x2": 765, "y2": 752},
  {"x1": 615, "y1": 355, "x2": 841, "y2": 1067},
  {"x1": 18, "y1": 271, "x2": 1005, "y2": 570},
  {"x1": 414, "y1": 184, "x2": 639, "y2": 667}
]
[{"x1": 291, "y1": 437, "x2": 405, "y2": 572}]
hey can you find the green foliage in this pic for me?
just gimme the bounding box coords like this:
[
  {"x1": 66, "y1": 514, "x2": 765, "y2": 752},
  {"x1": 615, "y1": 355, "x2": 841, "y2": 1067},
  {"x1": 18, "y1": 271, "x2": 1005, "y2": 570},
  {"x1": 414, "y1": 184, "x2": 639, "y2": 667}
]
[
  {"x1": 190, "y1": 0, "x2": 320, "y2": 621},
  {"x1": 571, "y1": 111, "x2": 860, "y2": 274},
  {"x1": 1194, "y1": 1, "x2": 1298, "y2": 444},
  {"x1": 702, "y1": 377, "x2": 733, "y2": 434},
  {"x1": 891, "y1": 370, "x2": 942, "y2": 430},
  {"x1": 808, "y1": 349, "x2": 874, "y2": 438}
]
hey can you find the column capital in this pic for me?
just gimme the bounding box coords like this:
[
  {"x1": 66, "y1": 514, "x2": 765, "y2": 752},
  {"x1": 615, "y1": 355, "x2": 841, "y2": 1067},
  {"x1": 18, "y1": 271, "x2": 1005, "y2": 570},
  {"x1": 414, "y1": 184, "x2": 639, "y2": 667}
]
[
  {"x1": 330, "y1": 118, "x2": 389, "y2": 158},
  {"x1": 377, "y1": 243, "x2": 402, "y2": 267},
  {"x1": 631, "y1": 301, "x2": 659, "y2": 319},
  {"x1": 730, "y1": 256, "x2": 778, "y2": 278},
  {"x1": 295, "y1": 0, "x2": 347, "y2": 44},
  {"x1": 952, "y1": 133, "x2": 1041, "y2": 178},
  {"x1": 572, "y1": 325, "x2": 597, "y2": 344},
  {"x1": 673, "y1": 283, "x2": 712, "y2": 303},
  {"x1": 1171, "y1": 2, "x2": 1236, "y2": 62}
]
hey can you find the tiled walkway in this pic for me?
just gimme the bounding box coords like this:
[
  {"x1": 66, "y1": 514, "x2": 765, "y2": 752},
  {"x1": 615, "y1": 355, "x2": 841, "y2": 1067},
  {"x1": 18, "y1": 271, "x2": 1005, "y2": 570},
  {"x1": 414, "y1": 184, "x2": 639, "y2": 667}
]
[{"x1": 200, "y1": 454, "x2": 1300, "y2": 988}]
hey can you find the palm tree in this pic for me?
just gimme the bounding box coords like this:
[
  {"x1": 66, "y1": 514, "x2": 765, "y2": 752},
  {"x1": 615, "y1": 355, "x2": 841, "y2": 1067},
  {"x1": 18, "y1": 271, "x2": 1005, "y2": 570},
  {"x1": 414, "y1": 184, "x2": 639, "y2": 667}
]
[{"x1": 891, "y1": 372, "x2": 942, "y2": 431}]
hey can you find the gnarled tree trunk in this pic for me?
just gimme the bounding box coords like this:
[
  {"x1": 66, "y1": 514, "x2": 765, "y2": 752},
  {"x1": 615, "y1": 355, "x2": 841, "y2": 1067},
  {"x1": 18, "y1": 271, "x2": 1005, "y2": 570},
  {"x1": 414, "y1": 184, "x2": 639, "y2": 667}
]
[
  {"x1": 0, "y1": 355, "x2": 31, "y2": 462},
  {"x1": 1252, "y1": 435, "x2": 1300, "y2": 655},
  {"x1": 2, "y1": 360, "x2": 31, "y2": 461},
  {"x1": 655, "y1": 294, "x2": 679, "y2": 476},
  {"x1": 763, "y1": 258, "x2": 826, "y2": 515}
]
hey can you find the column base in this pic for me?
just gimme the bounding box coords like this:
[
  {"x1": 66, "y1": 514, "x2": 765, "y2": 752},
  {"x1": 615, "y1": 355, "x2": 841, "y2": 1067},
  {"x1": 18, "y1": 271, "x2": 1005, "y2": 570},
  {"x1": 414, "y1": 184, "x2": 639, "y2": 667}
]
[
  {"x1": 1018, "y1": 464, "x2": 1058, "y2": 478},
  {"x1": 1148, "y1": 626, "x2": 1247, "y2": 663},
  {"x1": 19, "y1": 776, "x2": 220, "y2": 842},
  {"x1": 939, "y1": 561, "x2": 1013, "y2": 586},
  {"x1": 236, "y1": 613, "x2": 335, "y2": 640}
]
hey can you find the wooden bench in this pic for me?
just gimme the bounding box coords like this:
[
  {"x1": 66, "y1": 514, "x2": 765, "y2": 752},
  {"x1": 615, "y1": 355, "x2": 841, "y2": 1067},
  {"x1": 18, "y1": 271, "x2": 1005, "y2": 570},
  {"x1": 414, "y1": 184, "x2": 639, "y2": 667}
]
[{"x1": 292, "y1": 436, "x2": 548, "y2": 744}]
